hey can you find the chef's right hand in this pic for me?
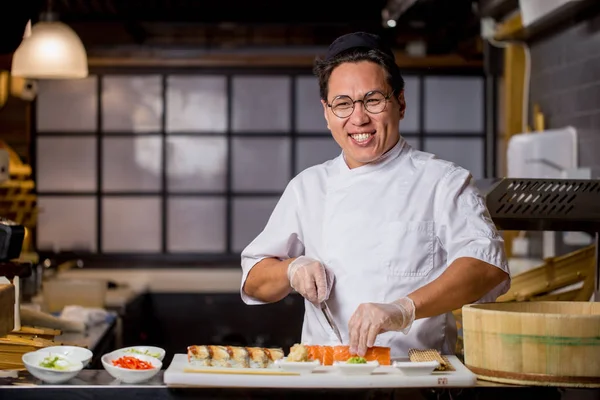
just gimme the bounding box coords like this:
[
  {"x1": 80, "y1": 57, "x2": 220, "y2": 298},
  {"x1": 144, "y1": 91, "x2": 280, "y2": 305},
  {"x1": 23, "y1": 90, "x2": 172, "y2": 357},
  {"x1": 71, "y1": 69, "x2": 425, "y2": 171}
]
[{"x1": 287, "y1": 256, "x2": 334, "y2": 304}]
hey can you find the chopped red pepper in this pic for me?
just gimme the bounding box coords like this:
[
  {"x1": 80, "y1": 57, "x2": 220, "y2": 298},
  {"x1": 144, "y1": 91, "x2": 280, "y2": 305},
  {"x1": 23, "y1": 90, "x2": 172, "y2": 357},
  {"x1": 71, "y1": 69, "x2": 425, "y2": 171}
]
[{"x1": 112, "y1": 356, "x2": 154, "y2": 370}]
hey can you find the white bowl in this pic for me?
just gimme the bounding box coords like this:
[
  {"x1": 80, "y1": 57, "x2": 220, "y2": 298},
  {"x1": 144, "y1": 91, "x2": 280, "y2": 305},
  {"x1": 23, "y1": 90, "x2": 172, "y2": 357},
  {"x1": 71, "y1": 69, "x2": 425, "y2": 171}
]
[
  {"x1": 22, "y1": 351, "x2": 83, "y2": 383},
  {"x1": 101, "y1": 351, "x2": 162, "y2": 383},
  {"x1": 114, "y1": 346, "x2": 165, "y2": 361},
  {"x1": 275, "y1": 359, "x2": 320, "y2": 374},
  {"x1": 38, "y1": 346, "x2": 93, "y2": 367},
  {"x1": 333, "y1": 360, "x2": 379, "y2": 375},
  {"x1": 393, "y1": 360, "x2": 440, "y2": 376}
]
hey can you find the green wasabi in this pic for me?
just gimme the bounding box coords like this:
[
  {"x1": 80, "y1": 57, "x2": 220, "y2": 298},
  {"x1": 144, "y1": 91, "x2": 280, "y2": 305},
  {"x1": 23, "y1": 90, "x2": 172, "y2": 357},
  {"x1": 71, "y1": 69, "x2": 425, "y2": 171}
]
[{"x1": 346, "y1": 356, "x2": 367, "y2": 364}]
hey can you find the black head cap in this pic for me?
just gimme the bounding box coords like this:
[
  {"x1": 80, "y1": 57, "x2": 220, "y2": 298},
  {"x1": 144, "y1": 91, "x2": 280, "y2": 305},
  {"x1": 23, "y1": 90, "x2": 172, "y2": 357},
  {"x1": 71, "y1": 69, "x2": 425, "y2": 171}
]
[{"x1": 325, "y1": 32, "x2": 395, "y2": 61}]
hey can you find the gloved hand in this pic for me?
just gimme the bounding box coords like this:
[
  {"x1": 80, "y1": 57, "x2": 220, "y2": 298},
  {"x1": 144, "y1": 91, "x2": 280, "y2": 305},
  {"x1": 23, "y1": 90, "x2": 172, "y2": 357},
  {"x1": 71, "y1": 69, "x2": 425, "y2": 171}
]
[
  {"x1": 287, "y1": 256, "x2": 334, "y2": 304},
  {"x1": 348, "y1": 297, "x2": 416, "y2": 356}
]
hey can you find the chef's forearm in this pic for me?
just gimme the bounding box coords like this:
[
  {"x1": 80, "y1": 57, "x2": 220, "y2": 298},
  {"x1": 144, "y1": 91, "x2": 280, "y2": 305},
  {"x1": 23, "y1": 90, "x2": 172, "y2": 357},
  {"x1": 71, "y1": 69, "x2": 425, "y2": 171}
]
[
  {"x1": 407, "y1": 257, "x2": 509, "y2": 320},
  {"x1": 243, "y1": 258, "x2": 294, "y2": 303}
]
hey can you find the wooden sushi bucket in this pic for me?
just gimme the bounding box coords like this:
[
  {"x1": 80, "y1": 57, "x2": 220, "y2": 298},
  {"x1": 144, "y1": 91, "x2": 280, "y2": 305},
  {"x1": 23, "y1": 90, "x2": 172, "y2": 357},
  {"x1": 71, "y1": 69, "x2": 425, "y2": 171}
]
[
  {"x1": 462, "y1": 301, "x2": 600, "y2": 387},
  {"x1": 453, "y1": 244, "x2": 596, "y2": 359}
]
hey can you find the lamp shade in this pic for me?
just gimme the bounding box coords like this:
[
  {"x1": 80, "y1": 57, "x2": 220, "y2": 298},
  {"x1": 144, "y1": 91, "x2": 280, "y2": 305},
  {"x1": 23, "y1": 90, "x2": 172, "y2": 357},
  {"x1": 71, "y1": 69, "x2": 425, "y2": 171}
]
[{"x1": 11, "y1": 21, "x2": 88, "y2": 79}]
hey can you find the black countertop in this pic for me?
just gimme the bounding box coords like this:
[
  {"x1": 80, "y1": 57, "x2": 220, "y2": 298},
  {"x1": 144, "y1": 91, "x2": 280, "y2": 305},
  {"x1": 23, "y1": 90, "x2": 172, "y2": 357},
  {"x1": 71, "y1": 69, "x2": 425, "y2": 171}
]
[{"x1": 0, "y1": 370, "x2": 598, "y2": 400}]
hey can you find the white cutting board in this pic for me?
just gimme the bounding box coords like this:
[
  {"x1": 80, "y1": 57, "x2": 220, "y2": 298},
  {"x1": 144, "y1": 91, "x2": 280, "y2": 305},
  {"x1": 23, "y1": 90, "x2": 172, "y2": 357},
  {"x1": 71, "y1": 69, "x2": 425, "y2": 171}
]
[{"x1": 163, "y1": 354, "x2": 477, "y2": 388}]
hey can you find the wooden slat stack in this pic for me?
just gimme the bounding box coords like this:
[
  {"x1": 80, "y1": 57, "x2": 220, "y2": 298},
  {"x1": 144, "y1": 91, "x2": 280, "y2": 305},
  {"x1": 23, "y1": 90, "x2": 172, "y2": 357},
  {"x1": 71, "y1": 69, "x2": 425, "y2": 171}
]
[
  {"x1": 10, "y1": 326, "x2": 61, "y2": 341},
  {"x1": 0, "y1": 326, "x2": 62, "y2": 370},
  {"x1": 0, "y1": 307, "x2": 90, "y2": 370}
]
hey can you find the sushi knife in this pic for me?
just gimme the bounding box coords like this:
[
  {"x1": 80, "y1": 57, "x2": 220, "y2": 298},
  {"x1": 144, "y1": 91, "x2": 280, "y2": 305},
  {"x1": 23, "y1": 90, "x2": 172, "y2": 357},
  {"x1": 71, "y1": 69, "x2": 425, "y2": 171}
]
[{"x1": 321, "y1": 301, "x2": 343, "y2": 344}]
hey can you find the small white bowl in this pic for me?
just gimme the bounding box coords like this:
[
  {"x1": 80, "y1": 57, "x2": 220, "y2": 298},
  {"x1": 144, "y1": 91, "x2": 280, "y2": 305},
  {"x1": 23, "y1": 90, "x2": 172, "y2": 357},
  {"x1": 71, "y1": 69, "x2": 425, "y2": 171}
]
[
  {"x1": 393, "y1": 360, "x2": 440, "y2": 376},
  {"x1": 333, "y1": 360, "x2": 379, "y2": 375},
  {"x1": 115, "y1": 346, "x2": 165, "y2": 361},
  {"x1": 38, "y1": 346, "x2": 93, "y2": 367},
  {"x1": 275, "y1": 359, "x2": 320, "y2": 374},
  {"x1": 22, "y1": 351, "x2": 83, "y2": 384},
  {"x1": 101, "y1": 351, "x2": 162, "y2": 383}
]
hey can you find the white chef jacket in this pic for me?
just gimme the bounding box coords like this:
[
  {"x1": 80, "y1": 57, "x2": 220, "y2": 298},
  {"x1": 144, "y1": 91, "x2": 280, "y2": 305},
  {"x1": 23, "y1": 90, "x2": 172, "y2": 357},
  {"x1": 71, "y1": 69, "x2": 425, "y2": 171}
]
[{"x1": 240, "y1": 137, "x2": 510, "y2": 357}]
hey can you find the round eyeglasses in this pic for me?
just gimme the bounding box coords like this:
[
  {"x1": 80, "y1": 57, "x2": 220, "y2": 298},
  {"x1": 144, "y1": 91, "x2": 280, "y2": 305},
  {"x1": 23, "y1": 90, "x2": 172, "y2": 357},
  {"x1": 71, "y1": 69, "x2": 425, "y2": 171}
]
[{"x1": 327, "y1": 90, "x2": 392, "y2": 118}]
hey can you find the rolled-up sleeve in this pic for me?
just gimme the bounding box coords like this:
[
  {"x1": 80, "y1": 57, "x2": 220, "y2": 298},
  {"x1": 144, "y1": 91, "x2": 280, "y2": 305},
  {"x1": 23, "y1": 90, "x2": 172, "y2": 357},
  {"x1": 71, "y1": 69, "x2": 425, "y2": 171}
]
[
  {"x1": 240, "y1": 180, "x2": 305, "y2": 305},
  {"x1": 435, "y1": 167, "x2": 510, "y2": 302}
]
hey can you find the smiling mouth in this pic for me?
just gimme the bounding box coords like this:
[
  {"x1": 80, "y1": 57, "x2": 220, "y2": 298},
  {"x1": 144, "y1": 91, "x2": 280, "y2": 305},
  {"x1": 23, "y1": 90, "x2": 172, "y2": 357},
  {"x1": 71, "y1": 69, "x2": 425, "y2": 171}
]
[{"x1": 349, "y1": 132, "x2": 375, "y2": 143}]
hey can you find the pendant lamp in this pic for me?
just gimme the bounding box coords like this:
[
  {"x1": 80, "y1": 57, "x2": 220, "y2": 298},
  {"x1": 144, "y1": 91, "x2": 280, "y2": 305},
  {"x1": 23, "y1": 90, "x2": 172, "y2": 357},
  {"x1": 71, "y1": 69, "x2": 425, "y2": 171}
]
[{"x1": 11, "y1": 13, "x2": 88, "y2": 79}]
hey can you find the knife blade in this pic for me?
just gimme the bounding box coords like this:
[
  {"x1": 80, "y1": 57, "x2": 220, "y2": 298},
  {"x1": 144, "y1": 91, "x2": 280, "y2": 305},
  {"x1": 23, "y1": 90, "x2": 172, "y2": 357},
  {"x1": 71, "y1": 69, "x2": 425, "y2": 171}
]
[{"x1": 320, "y1": 302, "x2": 343, "y2": 344}]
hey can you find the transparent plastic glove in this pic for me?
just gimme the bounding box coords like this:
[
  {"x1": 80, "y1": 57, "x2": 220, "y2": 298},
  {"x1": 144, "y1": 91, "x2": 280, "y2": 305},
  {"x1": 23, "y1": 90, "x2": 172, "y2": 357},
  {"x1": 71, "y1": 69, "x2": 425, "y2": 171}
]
[
  {"x1": 348, "y1": 297, "x2": 416, "y2": 356},
  {"x1": 287, "y1": 256, "x2": 334, "y2": 304}
]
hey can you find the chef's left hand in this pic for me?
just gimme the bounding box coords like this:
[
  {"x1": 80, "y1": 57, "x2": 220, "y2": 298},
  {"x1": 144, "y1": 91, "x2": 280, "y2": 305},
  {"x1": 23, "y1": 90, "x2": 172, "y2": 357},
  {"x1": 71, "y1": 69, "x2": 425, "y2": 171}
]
[{"x1": 348, "y1": 297, "x2": 416, "y2": 356}]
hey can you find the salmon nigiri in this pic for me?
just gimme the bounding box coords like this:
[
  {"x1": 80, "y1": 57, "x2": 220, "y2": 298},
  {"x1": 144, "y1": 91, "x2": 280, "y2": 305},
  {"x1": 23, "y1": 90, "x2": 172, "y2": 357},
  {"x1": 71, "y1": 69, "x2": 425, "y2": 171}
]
[
  {"x1": 333, "y1": 345, "x2": 391, "y2": 365},
  {"x1": 306, "y1": 345, "x2": 321, "y2": 363},
  {"x1": 321, "y1": 346, "x2": 334, "y2": 366},
  {"x1": 303, "y1": 345, "x2": 335, "y2": 366}
]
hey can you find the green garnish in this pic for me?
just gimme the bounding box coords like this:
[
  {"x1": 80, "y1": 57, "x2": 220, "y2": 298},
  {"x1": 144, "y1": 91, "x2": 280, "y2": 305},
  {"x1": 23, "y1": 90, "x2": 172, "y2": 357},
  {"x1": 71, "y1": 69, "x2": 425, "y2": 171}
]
[
  {"x1": 39, "y1": 356, "x2": 70, "y2": 370},
  {"x1": 126, "y1": 348, "x2": 160, "y2": 358},
  {"x1": 346, "y1": 356, "x2": 367, "y2": 364}
]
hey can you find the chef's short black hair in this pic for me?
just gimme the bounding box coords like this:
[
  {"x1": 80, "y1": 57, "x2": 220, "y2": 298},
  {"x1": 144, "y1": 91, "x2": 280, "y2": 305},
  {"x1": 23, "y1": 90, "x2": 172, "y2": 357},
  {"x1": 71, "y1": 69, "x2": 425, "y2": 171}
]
[{"x1": 313, "y1": 32, "x2": 405, "y2": 102}]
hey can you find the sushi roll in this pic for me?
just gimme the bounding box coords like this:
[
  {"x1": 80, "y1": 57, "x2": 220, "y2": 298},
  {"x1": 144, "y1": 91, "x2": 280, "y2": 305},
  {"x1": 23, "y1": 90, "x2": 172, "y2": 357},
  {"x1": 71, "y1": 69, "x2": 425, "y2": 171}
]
[
  {"x1": 228, "y1": 346, "x2": 250, "y2": 368},
  {"x1": 246, "y1": 347, "x2": 269, "y2": 368},
  {"x1": 208, "y1": 345, "x2": 231, "y2": 367},
  {"x1": 211, "y1": 345, "x2": 253, "y2": 368},
  {"x1": 187, "y1": 345, "x2": 283, "y2": 369},
  {"x1": 188, "y1": 345, "x2": 249, "y2": 368},
  {"x1": 265, "y1": 348, "x2": 284, "y2": 368},
  {"x1": 187, "y1": 345, "x2": 211, "y2": 367}
]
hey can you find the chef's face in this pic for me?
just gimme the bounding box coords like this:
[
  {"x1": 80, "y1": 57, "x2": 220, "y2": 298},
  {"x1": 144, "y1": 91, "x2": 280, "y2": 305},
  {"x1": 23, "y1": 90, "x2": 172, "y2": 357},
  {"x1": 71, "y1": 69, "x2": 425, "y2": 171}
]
[{"x1": 322, "y1": 61, "x2": 405, "y2": 169}]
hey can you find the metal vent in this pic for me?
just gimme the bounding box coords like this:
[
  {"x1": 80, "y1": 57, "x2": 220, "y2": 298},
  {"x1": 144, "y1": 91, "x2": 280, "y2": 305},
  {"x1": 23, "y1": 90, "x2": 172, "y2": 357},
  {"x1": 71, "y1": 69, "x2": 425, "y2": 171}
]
[{"x1": 486, "y1": 178, "x2": 600, "y2": 232}]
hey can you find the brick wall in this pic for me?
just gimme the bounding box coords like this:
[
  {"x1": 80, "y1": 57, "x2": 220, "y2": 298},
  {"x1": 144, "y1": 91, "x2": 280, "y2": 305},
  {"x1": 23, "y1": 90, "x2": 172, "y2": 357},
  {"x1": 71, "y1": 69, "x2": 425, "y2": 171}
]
[
  {"x1": 528, "y1": 14, "x2": 600, "y2": 255},
  {"x1": 529, "y1": 13, "x2": 600, "y2": 176}
]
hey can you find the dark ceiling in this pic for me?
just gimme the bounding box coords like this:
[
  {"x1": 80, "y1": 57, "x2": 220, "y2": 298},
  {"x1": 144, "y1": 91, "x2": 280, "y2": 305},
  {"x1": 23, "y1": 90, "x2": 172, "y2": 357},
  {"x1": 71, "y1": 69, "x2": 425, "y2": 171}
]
[{"x1": 1, "y1": 0, "x2": 483, "y2": 56}]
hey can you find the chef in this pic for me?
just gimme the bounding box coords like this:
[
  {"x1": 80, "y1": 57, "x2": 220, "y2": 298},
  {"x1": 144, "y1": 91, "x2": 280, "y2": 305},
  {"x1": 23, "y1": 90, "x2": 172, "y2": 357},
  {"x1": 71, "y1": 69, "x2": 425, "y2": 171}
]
[{"x1": 239, "y1": 32, "x2": 510, "y2": 357}]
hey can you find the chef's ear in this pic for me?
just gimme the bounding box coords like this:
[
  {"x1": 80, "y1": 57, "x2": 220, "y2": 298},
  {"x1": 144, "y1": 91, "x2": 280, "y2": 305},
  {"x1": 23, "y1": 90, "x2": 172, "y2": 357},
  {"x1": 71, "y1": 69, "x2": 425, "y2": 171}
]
[
  {"x1": 397, "y1": 90, "x2": 406, "y2": 120},
  {"x1": 321, "y1": 99, "x2": 331, "y2": 130}
]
